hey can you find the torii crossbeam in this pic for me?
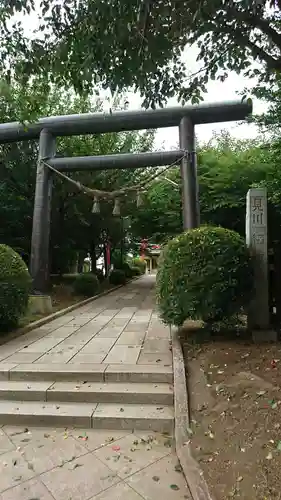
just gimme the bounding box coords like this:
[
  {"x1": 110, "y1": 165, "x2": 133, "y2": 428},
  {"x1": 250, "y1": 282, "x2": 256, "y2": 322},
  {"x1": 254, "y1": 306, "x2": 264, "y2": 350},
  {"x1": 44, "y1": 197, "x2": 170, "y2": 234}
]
[{"x1": 0, "y1": 100, "x2": 252, "y2": 293}]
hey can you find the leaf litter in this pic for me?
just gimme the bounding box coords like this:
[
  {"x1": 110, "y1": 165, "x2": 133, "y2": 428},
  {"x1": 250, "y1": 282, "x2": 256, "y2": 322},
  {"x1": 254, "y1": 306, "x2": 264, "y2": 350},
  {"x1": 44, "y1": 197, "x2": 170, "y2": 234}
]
[{"x1": 183, "y1": 338, "x2": 281, "y2": 500}]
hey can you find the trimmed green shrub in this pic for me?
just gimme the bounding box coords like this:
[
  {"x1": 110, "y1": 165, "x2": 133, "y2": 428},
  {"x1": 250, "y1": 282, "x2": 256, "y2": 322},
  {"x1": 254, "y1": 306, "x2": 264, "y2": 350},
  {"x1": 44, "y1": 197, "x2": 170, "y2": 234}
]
[
  {"x1": 156, "y1": 226, "x2": 253, "y2": 327},
  {"x1": 119, "y1": 262, "x2": 134, "y2": 278},
  {"x1": 131, "y1": 266, "x2": 141, "y2": 276},
  {"x1": 93, "y1": 268, "x2": 104, "y2": 282},
  {"x1": 109, "y1": 269, "x2": 126, "y2": 286},
  {"x1": 73, "y1": 273, "x2": 100, "y2": 297},
  {"x1": 0, "y1": 244, "x2": 31, "y2": 331},
  {"x1": 132, "y1": 258, "x2": 146, "y2": 274}
]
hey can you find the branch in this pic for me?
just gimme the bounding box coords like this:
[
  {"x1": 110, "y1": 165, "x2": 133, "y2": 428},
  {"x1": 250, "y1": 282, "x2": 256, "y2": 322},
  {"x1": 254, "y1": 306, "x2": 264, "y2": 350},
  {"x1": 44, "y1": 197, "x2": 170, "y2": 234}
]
[
  {"x1": 241, "y1": 33, "x2": 281, "y2": 69},
  {"x1": 138, "y1": 0, "x2": 152, "y2": 57},
  {"x1": 251, "y1": 17, "x2": 281, "y2": 51},
  {"x1": 226, "y1": 5, "x2": 281, "y2": 52},
  {"x1": 207, "y1": 21, "x2": 281, "y2": 70}
]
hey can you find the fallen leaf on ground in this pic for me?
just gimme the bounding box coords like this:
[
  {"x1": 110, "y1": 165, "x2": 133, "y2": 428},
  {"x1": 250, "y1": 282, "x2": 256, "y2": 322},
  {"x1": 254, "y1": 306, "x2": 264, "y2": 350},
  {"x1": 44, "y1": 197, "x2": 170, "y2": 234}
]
[
  {"x1": 112, "y1": 445, "x2": 121, "y2": 451},
  {"x1": 170, "y1": 484, "x2": 180, "y2": 491},
  {"x1": 69, "y1": 463, "x2": 82, "y2": 470},
  {"x1": 106, "y1": 437, "x2": 114, "y2": 443},
  {"x1": 164, "y1": 438, "x2": 173, "y2": 447},
  {"x1": 175, "y1": 463, "x2": 183, "y2": 472}
]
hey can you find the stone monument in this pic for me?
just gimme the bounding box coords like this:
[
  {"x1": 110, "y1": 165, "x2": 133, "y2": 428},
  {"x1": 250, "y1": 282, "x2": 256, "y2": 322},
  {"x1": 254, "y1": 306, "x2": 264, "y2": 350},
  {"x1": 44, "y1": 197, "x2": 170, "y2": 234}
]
[{"x1": 246, "y1": 187, "x2": 270, "y2": 332}]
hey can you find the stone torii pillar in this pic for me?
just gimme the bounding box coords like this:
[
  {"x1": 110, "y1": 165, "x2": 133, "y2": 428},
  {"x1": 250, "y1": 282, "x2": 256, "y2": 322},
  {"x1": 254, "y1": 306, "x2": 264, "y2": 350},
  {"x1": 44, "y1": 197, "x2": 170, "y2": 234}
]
[{"x1": 30, "y1": 129, "x2": 56, "y2": 294}]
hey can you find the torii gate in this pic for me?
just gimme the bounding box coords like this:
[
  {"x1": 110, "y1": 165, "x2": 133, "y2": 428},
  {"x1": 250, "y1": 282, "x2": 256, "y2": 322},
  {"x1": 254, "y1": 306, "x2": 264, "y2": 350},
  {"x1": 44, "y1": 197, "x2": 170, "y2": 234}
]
[{"x1": 0, "y1": 100, "x2": 252, "y2": 293}]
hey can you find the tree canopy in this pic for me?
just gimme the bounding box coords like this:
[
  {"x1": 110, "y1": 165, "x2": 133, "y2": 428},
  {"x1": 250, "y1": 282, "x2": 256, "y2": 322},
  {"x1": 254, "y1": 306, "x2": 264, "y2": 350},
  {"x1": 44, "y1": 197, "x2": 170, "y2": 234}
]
[
  {"x1": 131, "y1": 129, "x2": 281, "y2": 243},
  {"x1": 0, "y1": 1, "x2": 280, "y2": 108},
  {"x1": 0, "y1": 85, "x2": 155, "y2": 272}
]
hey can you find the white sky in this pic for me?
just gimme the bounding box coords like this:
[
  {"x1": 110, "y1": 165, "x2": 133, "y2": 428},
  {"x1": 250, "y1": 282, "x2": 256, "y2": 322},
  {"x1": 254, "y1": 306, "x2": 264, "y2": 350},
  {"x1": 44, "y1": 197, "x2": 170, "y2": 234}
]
[
  {"x1": 19, "y1": 11, "x2": 266, "y2": 150},
  {"x1": 125, "y1": 73, "x2": 265, "y2": 150},
  {"x1": 122, "y1": 46, "x2": 266, "y2": 150}
]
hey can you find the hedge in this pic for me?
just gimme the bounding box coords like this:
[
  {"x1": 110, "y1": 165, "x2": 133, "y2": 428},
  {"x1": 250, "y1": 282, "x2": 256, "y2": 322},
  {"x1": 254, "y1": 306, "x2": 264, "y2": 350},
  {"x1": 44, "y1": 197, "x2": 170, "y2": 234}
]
[
  {"x1": 156, "y1": 226, "x2": 253, "y2": 327},
  {"x1": 0, "y1": 245, "x2": 31, "y2": 331},
  {"x1": 109, "y1": 269, "x2": 126, "y2": 286},
  {"x1": 73, "y1": 273, "x2": 100, "y2": 297}
]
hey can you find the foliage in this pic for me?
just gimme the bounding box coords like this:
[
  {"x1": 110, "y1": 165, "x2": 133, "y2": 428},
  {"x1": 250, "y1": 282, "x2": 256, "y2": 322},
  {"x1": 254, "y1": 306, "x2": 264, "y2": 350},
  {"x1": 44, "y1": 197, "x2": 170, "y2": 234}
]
[
  {"x1": 73, "y1": 272, "x2": 100, "y2": 297},
  {"x1": 118, "y1": 262, "x2": 134, "y2": 278},
  {"x1": 156, "y1": 226, "x2": 253, "y2": 327},
  {"x1": 94, "y1": 268, "x2": 104, "y2": 282},
  {"x1": 131, "y1": 174, "x2": 181, "y2": 242},
  {"x1": 0, "y1": 244, "x2": 31, "y2": 331},
  {"x1": 132, "y1": 132, "x2": 274, "y2": 242},
  {"x1": 130, "y1": 266, "x2": 141, "y2": 276},
  {"x1": 109, "y1": 269, "x2": 127, "y2": 286},
  {"x1": 0, "y1": 84, "x2": 155, "y2": 272},
  {"x1": 0, "y1": 2, "x2": 280, "y2": 107},
  {"x1": 50, "y1": 274, "x2": 78, "y2": 287},
  {"x1": 132, "y1": 257, "x2": 146, "y2": 274}
]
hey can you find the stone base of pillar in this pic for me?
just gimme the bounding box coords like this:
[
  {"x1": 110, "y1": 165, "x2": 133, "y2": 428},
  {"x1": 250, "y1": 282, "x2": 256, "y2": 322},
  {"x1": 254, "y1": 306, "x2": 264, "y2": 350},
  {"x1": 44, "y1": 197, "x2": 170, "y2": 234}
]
[{"x1": 28, "y1": 295, "x2": 53, "y2": 315}]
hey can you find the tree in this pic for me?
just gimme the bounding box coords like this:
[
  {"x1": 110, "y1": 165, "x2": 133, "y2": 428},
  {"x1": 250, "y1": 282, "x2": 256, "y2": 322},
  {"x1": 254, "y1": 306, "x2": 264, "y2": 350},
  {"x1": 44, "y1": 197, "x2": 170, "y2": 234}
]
[
  {"x1": 0, "y1": 84, "x2": 155, "y2": 272},
  {"x1": 132, "y1": 131, "x2": 279, "y2": 241},
  {"x1": 130, "y1": 169, "x2": 182, "y2": 242},
  {"x1": 0, "y1": 1, "x2": 280, "y2": 107}
]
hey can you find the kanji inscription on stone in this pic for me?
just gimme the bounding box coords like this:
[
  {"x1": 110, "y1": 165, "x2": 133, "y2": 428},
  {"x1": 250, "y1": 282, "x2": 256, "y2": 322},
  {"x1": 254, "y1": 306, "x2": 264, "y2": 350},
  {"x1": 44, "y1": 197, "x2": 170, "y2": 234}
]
[{"x1": 246, "y1": 188, "x2": 269, "y2": 330}]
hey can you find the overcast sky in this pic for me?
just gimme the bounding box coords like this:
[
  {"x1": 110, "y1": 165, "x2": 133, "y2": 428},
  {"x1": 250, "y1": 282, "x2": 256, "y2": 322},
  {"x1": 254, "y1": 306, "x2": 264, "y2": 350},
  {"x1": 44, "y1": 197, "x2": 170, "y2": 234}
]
[
  {"x1": 125, "y1": 74, "x2": 265, "y2": 150},
  {"x1": 19, "y1": 11, "x2": 265, "y2": 150},
  {"x1": 123, "y1": 46, "x2": 266, "y2": 150}
]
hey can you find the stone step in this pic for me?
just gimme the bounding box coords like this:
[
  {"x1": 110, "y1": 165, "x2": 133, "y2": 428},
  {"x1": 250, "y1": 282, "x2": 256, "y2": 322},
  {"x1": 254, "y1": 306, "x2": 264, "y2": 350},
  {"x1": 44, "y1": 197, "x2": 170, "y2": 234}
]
[
  {"x1": 0, "y1": 380, "x2": 174, "y2": 405},
  {"x1": 3, "y1": 363, "x2": 173, "y2": 384},
  {"x1": 0, "y1": 400, "x2": 174, "y2": 432}
]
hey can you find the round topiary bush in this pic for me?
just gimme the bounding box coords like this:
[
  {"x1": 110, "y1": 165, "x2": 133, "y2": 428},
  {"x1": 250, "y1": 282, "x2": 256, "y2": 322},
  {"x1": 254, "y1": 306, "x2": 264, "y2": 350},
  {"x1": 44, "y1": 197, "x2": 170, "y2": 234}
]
[
  {"x1": 119, "y1": 262, "x2": 134, "y2": 278},
  {"x1": 94, "y1": 268, "x2": 104, "y2": 282},
  {"x1": 109, "y1": 269, "x2": 127, "y2": 286},
  {"x1": 132, "y1": 258, "x2": 146, "y2": 274},
  {"x1": 156, "y1": 226, "x2": 253, "y2": 327},
  {"x1": 131, "y1": 266, "x2": 141, "y2": 276},
  {"x1": 0, "y1": 244, "x2": 31, "y2": 331},
  {"x1": 73, "y1": 273, "x2": 100, "y2": 297}
]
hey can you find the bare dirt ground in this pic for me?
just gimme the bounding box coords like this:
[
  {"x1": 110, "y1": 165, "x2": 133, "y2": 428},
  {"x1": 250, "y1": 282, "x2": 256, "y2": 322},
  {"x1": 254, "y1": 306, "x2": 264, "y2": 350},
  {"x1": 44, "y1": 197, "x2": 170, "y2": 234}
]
[{"x1": 181, "y1": 326, "x2": 281, "y2": 500}]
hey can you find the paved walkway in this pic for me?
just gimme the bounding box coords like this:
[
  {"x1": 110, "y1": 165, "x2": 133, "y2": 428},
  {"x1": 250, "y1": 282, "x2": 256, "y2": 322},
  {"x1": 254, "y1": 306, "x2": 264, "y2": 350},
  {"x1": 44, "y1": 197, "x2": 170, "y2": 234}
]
[
  {"x1": 0, "y1": 275, "x2": 171, "y2": 366},
  {"x1": 0, "y1": 275, "x2": 192, "y2": 500}
]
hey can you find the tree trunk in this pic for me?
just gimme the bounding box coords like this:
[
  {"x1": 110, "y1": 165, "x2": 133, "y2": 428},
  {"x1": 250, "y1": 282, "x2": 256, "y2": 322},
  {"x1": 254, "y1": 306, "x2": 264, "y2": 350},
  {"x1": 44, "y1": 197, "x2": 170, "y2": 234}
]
[
  {"x1": 103, "y1": 244, "x2": 109, "y2": 276},
  {"x1": 90, "y1": 245, "x2": 97, "y2": 272},
  {"x1": 77, "y1": 252, "x2": 85, "y2": 274}
]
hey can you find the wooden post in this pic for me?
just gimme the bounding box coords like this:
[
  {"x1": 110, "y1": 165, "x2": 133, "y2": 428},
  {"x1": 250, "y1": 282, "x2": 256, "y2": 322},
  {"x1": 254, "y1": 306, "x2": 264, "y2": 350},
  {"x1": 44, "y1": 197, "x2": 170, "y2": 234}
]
[{"x1": 30, "y1": 129, "x2": 56, "y2": 293}]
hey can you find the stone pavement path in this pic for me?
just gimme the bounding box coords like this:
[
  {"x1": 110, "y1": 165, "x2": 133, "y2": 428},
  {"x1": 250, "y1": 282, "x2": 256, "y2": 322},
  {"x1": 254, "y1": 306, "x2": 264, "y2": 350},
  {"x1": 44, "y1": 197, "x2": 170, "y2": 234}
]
[
  {"x1": 0, "y1": 426, "x2": 191, "y2": 500},
  {"x1": 0, "y1": 275, "x2": 192, "y2": 499},
  {"x1": 0, "y1": 275, "x2": 171, "y2": 366}
]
